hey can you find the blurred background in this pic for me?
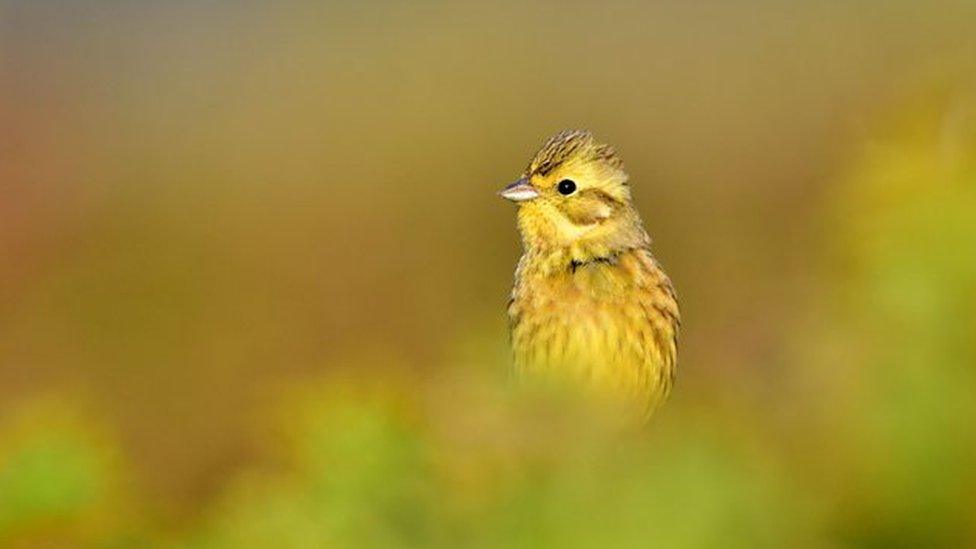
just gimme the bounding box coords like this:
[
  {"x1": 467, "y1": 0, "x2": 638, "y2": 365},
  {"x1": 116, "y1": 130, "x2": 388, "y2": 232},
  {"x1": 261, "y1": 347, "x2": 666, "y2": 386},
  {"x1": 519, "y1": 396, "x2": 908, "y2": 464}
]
[{"x1": 2, "y1": 1, "x2": 975, "y2": 547}]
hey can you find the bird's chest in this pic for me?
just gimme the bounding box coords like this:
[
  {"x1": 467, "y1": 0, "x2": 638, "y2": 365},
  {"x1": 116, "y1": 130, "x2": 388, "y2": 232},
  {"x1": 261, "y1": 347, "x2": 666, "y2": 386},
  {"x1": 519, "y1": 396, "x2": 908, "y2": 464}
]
[
  {"x1": 507, "y1": 251, "x2": 678, "y2": 417},
  {"x1": 509, "y1": 263, "x2": 652, "y2": 377}
]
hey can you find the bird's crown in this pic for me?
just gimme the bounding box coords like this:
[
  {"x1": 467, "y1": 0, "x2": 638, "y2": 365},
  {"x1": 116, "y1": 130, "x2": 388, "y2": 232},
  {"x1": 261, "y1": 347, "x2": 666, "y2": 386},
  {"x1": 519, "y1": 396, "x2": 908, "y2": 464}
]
[{"x1": 526, "y1": 129, "x2": 624, "y2": 177}]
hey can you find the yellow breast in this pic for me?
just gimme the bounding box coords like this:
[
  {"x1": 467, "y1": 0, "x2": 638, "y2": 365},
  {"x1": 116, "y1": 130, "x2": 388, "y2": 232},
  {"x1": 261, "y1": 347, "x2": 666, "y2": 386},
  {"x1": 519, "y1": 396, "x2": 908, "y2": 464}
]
[{"x1": 508, "y1": 247, "x2": 679, "y2": 419}]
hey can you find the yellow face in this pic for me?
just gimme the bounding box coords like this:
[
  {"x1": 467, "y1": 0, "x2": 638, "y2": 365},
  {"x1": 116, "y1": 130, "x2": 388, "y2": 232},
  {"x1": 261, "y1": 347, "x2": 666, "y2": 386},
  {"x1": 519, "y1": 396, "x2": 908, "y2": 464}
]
[{"x1": 500, "y1": 135, "x2": 636, "y2": 252}]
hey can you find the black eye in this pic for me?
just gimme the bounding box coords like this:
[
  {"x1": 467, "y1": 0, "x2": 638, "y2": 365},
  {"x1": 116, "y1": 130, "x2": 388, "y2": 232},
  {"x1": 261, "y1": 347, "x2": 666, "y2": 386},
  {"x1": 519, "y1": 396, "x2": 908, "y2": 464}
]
[{"x1": 557, "y1": 179, "x2": 577, "y2": 195}]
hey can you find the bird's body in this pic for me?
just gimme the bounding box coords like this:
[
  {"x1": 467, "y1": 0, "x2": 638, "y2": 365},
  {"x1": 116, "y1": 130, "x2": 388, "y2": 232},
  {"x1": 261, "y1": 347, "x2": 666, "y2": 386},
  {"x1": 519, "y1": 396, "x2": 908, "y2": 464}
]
[{"x1": 501, "y1": 130, "x2": 679, "y2": 419}]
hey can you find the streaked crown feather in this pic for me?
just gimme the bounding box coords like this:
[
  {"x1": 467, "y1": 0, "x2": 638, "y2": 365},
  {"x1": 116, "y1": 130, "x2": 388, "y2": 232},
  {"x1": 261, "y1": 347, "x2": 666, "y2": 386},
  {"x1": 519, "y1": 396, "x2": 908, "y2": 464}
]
[{"x1": 526, "y1": 129, "x2": 624, "y2": 176}]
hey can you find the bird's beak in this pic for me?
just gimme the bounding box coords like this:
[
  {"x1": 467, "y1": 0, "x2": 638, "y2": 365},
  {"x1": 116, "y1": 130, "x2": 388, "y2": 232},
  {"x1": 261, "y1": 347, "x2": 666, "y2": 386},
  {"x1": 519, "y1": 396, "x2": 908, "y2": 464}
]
[{"x1": 498, "y1": 177, "x2": 539, "y2": 202}]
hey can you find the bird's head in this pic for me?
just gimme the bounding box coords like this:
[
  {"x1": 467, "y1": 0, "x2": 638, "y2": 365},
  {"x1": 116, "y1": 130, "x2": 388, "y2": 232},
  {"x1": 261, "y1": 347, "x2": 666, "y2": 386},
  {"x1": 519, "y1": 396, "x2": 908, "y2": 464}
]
[{"x1": 500, "y1": 130, "x2": 647, "y2": 259}]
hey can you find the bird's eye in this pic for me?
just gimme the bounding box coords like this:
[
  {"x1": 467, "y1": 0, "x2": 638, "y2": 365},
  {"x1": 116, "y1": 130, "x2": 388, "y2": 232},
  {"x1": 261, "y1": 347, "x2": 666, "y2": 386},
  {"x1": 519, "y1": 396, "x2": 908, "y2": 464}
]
[{"x1": 557, "y1": 179, "x2": 577, "y2": 195}]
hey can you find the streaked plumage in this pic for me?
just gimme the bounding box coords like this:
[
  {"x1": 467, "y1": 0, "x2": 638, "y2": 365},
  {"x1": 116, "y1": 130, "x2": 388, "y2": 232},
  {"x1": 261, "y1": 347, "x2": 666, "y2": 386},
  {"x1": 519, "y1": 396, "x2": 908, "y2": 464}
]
[{"x1": 500, "y1": 130, "x2": 679, "y2": 419}]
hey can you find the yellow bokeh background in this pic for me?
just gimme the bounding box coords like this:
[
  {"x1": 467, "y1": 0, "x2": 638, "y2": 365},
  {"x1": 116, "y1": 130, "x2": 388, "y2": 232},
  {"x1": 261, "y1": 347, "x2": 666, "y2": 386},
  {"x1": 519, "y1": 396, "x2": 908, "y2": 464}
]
[{"x1": 2, "y1": 2, "x2": 975, "y2": 547}]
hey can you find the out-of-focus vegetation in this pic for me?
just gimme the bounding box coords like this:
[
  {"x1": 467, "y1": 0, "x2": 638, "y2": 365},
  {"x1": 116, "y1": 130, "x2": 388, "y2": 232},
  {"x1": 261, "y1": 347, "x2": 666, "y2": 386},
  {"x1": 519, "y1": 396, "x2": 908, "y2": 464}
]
[{"x1": 2, "y1": 2, "x2": 976, "y2": 547}]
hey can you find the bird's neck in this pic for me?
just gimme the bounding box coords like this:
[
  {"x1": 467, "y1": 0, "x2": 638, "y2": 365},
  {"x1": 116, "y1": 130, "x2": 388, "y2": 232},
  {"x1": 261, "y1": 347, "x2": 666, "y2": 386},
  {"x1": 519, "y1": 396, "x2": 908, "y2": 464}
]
[{"x1": 523, "y1": 224, "x2": 650, "y2": 277}]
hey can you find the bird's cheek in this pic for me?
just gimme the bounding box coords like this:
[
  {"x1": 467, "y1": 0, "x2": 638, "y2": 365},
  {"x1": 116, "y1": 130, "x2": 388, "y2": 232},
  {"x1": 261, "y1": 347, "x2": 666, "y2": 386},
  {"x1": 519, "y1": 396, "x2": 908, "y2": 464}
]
[{"x1": 562, "y1": 201, "x2": 612, "y2": 226}]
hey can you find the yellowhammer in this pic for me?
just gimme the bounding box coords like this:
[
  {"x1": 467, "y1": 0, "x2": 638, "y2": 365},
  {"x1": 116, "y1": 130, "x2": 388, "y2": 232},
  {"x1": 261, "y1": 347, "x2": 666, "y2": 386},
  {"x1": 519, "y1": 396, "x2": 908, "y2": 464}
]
[{"x1": 500, "y1": 130, "x2": 680, "y2": 420}]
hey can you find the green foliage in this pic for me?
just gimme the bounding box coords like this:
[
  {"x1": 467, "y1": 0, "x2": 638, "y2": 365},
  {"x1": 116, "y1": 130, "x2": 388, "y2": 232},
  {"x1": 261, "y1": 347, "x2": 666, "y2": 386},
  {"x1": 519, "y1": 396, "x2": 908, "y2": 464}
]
[
  {"x1": 0, "y1": 400, "x2": 136, "y2": 547},
  {"x1": 0, "y1": 432, "x2": 102, "y2": 532},
  {"x1": 819, "y1": 93, "x2": 976, "y2": 547}
]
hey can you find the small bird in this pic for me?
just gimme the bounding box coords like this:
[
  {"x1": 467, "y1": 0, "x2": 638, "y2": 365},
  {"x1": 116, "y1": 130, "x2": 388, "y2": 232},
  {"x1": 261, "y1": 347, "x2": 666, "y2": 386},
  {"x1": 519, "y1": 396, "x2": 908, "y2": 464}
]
[{"x1": 500, "y1": 130, "x2": 680, "y2": 420}]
